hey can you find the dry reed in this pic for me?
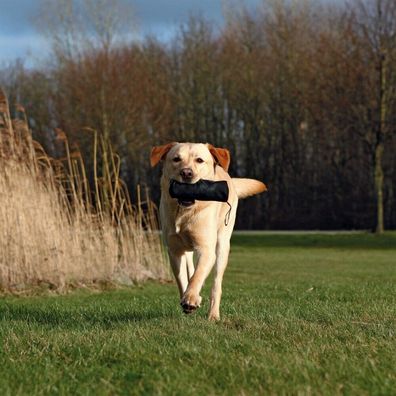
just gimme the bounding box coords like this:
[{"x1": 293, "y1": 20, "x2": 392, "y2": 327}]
[{"x1": 0, "y1": 89, "x2": 169, "y2": 293}]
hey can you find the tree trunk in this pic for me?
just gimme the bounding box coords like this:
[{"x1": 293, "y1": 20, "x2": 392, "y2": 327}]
[
  {"x1": 375, "y1": 49, "x2": 387, "y2": 234},
  {"x1": 374, "y1": 142, "x2": 384, "y2": 234}
]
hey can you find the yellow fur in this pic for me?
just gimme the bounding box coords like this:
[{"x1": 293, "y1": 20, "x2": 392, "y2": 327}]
[
  {"x1": 232, "y1": 178, "x2": 267, "y2": 199},
  {"x1": 150, "y1": 142, "x2": 266, "y2": 320}
]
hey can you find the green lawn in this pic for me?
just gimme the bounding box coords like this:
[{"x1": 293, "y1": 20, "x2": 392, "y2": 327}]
[{"x1": 1, "y1": 233, "x2": 395, "y2": 395}]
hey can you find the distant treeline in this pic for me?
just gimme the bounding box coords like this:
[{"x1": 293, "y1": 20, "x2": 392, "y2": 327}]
[{"x1": 1, "y1": 0, "x2": 396, "y2": 230}]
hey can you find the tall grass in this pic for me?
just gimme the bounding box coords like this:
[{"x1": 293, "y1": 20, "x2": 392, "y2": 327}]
[{"x1": 0, "y1": 89, "x2": 168, "y2": 292}]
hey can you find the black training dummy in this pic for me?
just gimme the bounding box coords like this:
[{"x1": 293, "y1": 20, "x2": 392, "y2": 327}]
[{"x1": 169, "y1": 179, "x2": 229, "y2": 206}]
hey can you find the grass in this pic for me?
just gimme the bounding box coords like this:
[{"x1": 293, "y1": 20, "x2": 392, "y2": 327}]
[
  {"x1": 0, "y1": 89, "x2": 167, "y2": 291},
  {"x1": 1, "y1": 233, "x2": 395, "y2": 395}
]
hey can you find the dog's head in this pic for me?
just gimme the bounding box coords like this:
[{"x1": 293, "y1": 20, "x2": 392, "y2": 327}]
[{"x1": 150, "y1": 142, "x2": 230, "y2": 184}]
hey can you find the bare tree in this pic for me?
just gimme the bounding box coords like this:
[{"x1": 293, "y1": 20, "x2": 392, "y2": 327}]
[
  {"x1": 2, "y1": 0, "x2": 395, "y2": 230},
  {"x1": 348, "y1": 0, "x2": 396, "y2": 233},
  {"x1": 35, "y1": 0, "x2": 136, "y2": 61}
]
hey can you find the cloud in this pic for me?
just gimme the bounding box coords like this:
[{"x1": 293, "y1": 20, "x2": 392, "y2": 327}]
[
  {"x1": 0, "y1": 34, "x2": 50, "y2": 66},
  {"x1": 134, "y1": 0, "x2": 224, "y2": 25},
  {"x1": 0, "y1": 0, "x2": 38, "y2": 35},
  {"x1": 0, "y1": 0, "x2": 263, "y2": 64}
]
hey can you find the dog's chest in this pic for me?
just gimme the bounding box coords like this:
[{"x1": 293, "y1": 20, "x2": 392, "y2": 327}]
[
  {"x1": 162, "y1": 209, "x2": 202, "y2": 250},
  {"x1": 174, "y1": 209, "x2": 200, "y2": 235}
]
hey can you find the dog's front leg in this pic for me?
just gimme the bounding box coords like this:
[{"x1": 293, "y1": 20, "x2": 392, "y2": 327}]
[
  {"x1": 185, "y1": 251, "x2": 195, "y2": 280},
  {"x1": 181, "y1": 245, "x2": 216, "y2": 314},
  {"x1": 168, "y1": 250, "x2": 189, "y2": 298},
  {"x1": 208, "y1": 238, "x2": 230, "y2": 321}
]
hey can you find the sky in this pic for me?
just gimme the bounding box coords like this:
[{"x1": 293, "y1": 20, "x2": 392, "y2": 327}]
[{"x1": 0, "y1": 0, "x2": 263, "y2": 67}]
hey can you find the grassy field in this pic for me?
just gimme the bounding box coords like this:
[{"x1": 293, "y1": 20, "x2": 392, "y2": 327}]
[{"x1": 0, "y1": 233, "x2": 395, "y2": 395}]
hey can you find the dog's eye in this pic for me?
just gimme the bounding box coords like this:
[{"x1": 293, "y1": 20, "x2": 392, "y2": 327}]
[
  {"x1": 173, "y1": 157, "x2": 181, "y2": 163},
  {"x1": 196, "y1": 158, "x2": 204, "y2": 164}
]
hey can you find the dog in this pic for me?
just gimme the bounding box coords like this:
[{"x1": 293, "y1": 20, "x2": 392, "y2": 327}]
[{"x1": 150, "y1": 142, "x2": 266, "y2": 320}]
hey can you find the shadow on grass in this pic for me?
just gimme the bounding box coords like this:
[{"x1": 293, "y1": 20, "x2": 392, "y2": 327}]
[
  {"x1": 231, "y1": 232, "x2": 396, "y2": 250},
  {"x1": 0, "y1": 303, "x2": 173, "y2": 329}
]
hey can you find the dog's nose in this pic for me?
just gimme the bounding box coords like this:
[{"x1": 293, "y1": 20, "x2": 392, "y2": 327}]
[{"x1": 180, "y1": 168, "x2": 193, "y2": 180}]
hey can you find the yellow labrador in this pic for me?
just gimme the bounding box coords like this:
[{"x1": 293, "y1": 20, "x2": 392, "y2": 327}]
[{"x1": 150, "y1": 142, "x2": 266, "y2": 320}]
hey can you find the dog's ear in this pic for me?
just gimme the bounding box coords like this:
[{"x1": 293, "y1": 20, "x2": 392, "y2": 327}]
[
  {"x1": 150, "y1": 143, "x2": 176, "y2": 167},
  {"x1": 208, "y1": 145, "x2": 231, "y2": 172}
]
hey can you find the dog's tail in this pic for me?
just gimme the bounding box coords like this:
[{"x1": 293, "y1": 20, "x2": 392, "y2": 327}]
[{"x1": 232, "y1": 178, "x2": 267, "y2": 199}]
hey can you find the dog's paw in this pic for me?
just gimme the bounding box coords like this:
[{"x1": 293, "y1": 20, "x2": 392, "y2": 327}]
[
  {"x1": 208, "y1": 311, "x2": 220, "y2": 321},
  {"x1": 180, "y1": 292, "x2": 202, "y2": 314}
]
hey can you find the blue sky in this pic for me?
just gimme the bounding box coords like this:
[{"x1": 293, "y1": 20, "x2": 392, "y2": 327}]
[{"x1": 0, "y1": 0, "x2": 263, "y2": 66}]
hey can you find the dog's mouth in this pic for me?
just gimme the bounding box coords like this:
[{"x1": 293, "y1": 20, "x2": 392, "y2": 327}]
[{"x1": 177, "y1": 199, "x2": 195, "y2": 207}]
